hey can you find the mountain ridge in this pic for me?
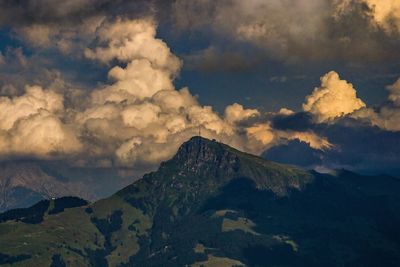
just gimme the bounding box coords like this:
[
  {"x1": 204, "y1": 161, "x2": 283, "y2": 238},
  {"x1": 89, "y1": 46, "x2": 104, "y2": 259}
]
[
  {"x1": 0, "y1": 136, "x2": 399, "y2": 266},
  {"x1": 0, "y1": 160, "x2": 138, "y2": 212},
  {"x1": 119, "y1": 136, "x2": 313, "y2": 196}
]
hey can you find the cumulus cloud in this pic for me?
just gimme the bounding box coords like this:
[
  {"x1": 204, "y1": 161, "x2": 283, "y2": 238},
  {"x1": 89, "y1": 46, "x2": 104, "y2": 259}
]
[
  {"x1": 362, "y1": 0, "x2": 400, "y2": 33},
  {"x1": 0, "y1": 0, "x2": 398, "y2": 180},
  {"x1": 299, "y1": 70, "x2": 400, "y2": 133},
  {"x1": 0, "y1": 16, "x2": 349, "y2": 170},
  {"x1": 224, "y1": 103, "x2": 260, "y2": 124},
  {"x1": 0, "y1": 17, "x2": 287, "y2": 168},
  {"x1": 71, "y1": 18, "x2": 227, "y2": 165},
  {"x1": 245, "y1": 123, "x2": 275, "y2": 152},
  {"x1": 0, "y1": 86, "x2": 81, "y2": 159},
  {"x1": 0, "y1": 85, "x2": 64, "y2": 131},
  {"x1": 6, "y1": 111, "x2": 81, "y2": 158},
  {"x1": 82, "y1": 18, "x2": 182, "y2": 105},
  {"x1": 303, "y1": 71, "x2": 366, "y2": 122},
  {"x1": 297, "y1": 70, "x2": 400, "y2": 134},
  {"x1": 84, "y1": 18, "x2": 180, "y2": 69}
]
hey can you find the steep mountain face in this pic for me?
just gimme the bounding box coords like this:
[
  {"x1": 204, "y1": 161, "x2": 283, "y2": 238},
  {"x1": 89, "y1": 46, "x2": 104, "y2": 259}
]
[
  {"x1": 0, "y1": 161, "x2": 138, "y2": 212},
  {"x1": 0, "y1": 162, "x2": 75, "y2": 212},
  {"x1": 0, "y1": 137, "x2": 400, "y2": 267}
]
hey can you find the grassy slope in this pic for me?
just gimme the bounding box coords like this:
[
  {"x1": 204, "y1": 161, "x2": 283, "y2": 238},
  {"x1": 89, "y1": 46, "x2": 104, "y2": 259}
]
[
  {"x1": 91, "y1": 195, "x2": 152, "y2": 266},
  {"x1": 0, "y1": 137, "x2": 315, "y2": 266},
  {"x1": 0, "y1": 197, "x2": 149, "y2": 266},
  {"x1": 2, "y1": 137, "x2": 397, "y2": 266},
  {"x1": 0, "y1": 206, "x2": 101, "y2": 266}
]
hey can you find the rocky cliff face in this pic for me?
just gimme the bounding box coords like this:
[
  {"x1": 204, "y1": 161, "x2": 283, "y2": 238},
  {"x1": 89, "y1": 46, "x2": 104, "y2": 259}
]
[
  {"x1": 172, "y1": 136, "x2": 241, "y2": 175},
  {"x1": 168, "y1": 136, "x2": 313, "y2": 195}
]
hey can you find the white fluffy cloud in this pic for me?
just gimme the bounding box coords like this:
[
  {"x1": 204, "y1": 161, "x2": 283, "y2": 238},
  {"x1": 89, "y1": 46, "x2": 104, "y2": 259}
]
[
  {"x1": 6, "y1": 111, "x2": 81, "y2": 157},
  {"x1": 0, "y1": 86, "x2": 81, "y2": 159},
  {"x1": 0, "y1": 85, "x2": 64, "y2": 131},
  {"x1": 303, "y1": 71, "x2": 366, "y2": 122},
  {"x1": 2, "y1": 1, "x2": 400, "y2": 175},
  {"x1": 300, "y1": 71, "x2": 400, "y2": 133},
  {"x1": 74, "y1": 18, "x2": 271, "y2": 166},
  {"x1": 85, "y1": 19, "x2": 181, "y2": 105},
  {"x1": 301, "y1": 70, "x2": 400, "y2": 132},
  {"x1": 224, "y1": 103, "x2": 260, "y2": 124},
  {"x1": 84, "y1": 18, "x2": 181, "y2": 70},
  {"x1": 0, "y1": 17, "x2": 335, "y2": 168}
]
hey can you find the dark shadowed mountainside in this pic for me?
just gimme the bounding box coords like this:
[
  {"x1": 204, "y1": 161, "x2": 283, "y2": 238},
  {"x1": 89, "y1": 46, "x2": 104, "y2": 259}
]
[{"x1": 0, "y1": 136, "x2": 399, "y2": 266}]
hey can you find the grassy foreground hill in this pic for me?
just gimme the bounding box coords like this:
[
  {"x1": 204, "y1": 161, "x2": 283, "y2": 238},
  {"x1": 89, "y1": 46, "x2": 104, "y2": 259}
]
[{"x1": 0, "y1": 136, "x2": 400, "y2": 266}]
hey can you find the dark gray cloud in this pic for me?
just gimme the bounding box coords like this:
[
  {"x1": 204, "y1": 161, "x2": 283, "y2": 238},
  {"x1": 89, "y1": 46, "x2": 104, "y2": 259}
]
[
  {"x1": 2, "y1": 0, "x2": 399, "y2": 64},
  {"x1": 1, "y1": 0, "x2": 399, "y2": 76},
  {"x1": 171, "y1": 0, "x2": 400, "y2": 68},
  {"x1": 271, "y1": 112, "x2": 314, "y2": 132},
  {"x1": 183, "y1": 46, "x2": 265, "y2": 73},
  {"x1": 263, "y1": 140, "x2": 322, "y2": 167},
  {"x1": 0, "y1": 0, "x2": 162, "y2": 26},
  {"x1": 265, "y1": 117, "x2": 400, "y2": 177}
]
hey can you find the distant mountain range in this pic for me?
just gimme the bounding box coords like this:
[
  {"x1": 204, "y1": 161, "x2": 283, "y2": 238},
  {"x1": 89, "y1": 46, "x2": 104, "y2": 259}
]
[
  {"x1": 0, "y1": 161, "x2": 139, "y2": 212},
  {"x1": 0, "y1": 136, "x2": 399, "y2": 266}
]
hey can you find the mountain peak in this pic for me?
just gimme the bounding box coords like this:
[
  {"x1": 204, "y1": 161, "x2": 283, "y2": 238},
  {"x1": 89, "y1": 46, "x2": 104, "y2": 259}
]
[
  {"x1": 174, "y1": 136, "x2": 228, "y2": 160},
  {"x1": 179, "y1": 136, "x2": 221, "y2": 150},
  {"x1": 161, "y1": 136, "x2": 314, "y2": 195},
  {"x1": 171, "y1": 136, "x2": 241, "y2": 177},
  {"x1": 174, "y1": 135, "x2": 255, "y2": 160}
]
